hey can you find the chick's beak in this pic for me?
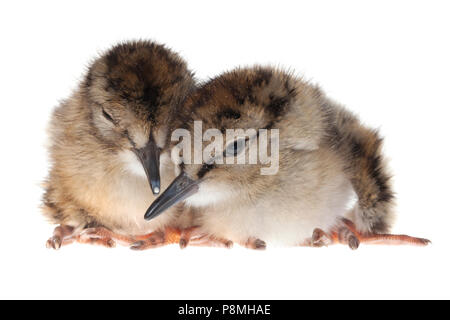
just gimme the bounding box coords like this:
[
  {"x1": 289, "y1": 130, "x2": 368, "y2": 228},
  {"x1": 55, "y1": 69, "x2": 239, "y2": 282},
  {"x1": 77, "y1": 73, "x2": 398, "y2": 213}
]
[
  {"x1": 144, "y1": 172, "x2": 199, "y2": 220},
  {"x1": 134, "y1": 138, "x2": 161, "y2": 195}
]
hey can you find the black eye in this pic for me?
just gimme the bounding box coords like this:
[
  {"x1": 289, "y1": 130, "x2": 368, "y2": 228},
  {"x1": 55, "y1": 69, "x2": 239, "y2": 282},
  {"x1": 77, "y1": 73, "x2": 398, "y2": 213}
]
[
  {"x1": 102, "y1": 108, "x2": 115, "y2": 123},
  {"x1": 224, "y1": 139, "x2": 245, "y2": 157}
]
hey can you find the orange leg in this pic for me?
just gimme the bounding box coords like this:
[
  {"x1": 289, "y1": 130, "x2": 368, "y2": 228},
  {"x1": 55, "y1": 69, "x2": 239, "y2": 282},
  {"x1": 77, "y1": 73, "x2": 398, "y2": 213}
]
[
  {"x1": 76, "y1": 227, "x2": 125, "y2": 248},
  {"x1": 178, "y1": 227, "x2": 233, "y2": 249},
  {"x1": 339, "y1": 218, "x2": 431, "y2": 246},
  {"x1": 47, "y1": 225, "x2": 184, "y2": 250},
  {"x1": 129, "y1": 227, "x2": 182, "y2": 250},
  {"x1": 76, "y1": 231, "x2": 116, "y2": 248},
  {"x1": 78, "y1": 226, "x2": 183, "y2": 250},
  {"x1": 47, "y1": 225, "x2": 124, "y2": 249},
  {"x1": 308, "y1": 218, "x2": 430, "y2": 249}
]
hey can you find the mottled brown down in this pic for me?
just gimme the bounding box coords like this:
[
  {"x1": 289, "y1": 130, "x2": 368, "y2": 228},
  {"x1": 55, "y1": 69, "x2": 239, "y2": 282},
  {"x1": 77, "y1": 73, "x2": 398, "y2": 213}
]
[
  {"x1": 168, "y1": 66, "x2": 413, "y2": 248},
  {"x1": 42, "y1": 41, "x2": 196, "y2": 247}
]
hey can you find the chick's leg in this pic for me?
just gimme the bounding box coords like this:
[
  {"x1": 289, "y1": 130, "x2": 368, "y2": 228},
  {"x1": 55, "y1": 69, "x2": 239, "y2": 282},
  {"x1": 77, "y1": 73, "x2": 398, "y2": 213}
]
[
  {"x1": 78, "y1": 226, "x2": 182, "y2": 250},
  {"x1": 307, "y1": 218, "x2": 430, "y2": 249},
  {"x1": 48, "y1": 226, "x2": 187, "y2": 250},
  {"x1": 304, "y1": 227, "x2": 358, "y2": 249},
  {"x1": 178, "y1": 227, "x2": 233, "y2": 249},
  {"x1": 309, "y1": 228, "x2": 334, "y2": 247},
  {"x1": 46, "y1": 225, "x2": 76, "y2": 250},
  {"x1": 339, "y1": 218, "x2": 431, "y2": 246},
  {"x1": 129, "y1": 227, "x2": 182, "y2": 250},
  {"x1": 46, "y1": 225, "x2": 123, "y2": 249},
  {"x1": 335, "y1": 222, "x2": 360, "y2": 250},
  {"x1": 77, "y1": 227, "x2": 120, "y2": 248}
]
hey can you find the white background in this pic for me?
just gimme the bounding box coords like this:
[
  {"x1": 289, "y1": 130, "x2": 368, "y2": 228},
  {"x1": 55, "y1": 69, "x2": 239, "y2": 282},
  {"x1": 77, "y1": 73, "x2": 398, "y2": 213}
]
[{"x1": 1, "y1": 0, "x2": 449, "y2": 299}]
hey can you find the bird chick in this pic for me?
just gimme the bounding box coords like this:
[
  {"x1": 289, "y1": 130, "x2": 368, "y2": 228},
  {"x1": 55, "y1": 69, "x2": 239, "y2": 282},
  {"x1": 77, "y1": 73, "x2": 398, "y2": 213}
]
[
  {"x1": 144, "y1": 66, "x2": 430, "y2": 249},
  {"x1": 42, "y1": 40, "x2": 196, "y2": 249}
]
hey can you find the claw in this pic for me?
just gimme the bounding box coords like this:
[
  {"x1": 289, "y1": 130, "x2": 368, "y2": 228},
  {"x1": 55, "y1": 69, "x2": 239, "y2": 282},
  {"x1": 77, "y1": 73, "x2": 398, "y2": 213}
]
[
  {"x1": 253, "y1": 239, "x2": 266, "y2": 250},
  {"x1": 348, "y1": 235, "x2": 360, "y2": 250},
  {"x1": 243, "y1": 237, "x2": 266, "y2": 250},
  {"x1": 130, "y1": 241, "x2": 147, "y2": 251},
  {"x1": 105, "y1": 238, "x2": 117, "y2": 248},
  {"x1": 311, "y1": 228, "x2": 332, "y2": 247},
  {"x1": 179, "y1": 238, "x2": 188, "y2": 249},
  {"x1": 128, "y1": 231, "x2": 167, "y2": 250},
  {"x1": 46, "y1": 236, "x2": 62, "y2": 250},
  {"x1": 46, "y1": 225, "x2": 75, "y2": 250}
]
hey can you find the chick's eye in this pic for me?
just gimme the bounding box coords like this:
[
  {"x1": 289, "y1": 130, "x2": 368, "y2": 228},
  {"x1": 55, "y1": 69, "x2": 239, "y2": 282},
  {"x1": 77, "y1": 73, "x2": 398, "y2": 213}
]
[
  {"x1": 102, "y1": 108, "x2": 115, "y2": 123},
  {"x1": 224, "y1": 139, "x2": 246, "y2": 157}
]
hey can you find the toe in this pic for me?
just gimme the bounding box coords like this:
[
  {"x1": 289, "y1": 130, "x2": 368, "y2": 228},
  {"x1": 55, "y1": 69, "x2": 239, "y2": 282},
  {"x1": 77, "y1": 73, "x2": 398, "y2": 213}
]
[
  {"x1": 224, "y1": 240, "x2": 234, "y2": 249},
  {"x1": 46, "y1": 237, "x2": 61, "y2": 250},
  {"x1": 80, "y1": 228, "x2": 104, "y2": 239},
  {"x1": 130, "y1": 241, "x2": 146, "y2": 251},
  {"x1": 105, "y1": 239, "x2": 116, "y2": 248},
  {"x1": 312, "y1": 229, "x2": 325, "y2": 247},
  {"x1": 418, "y1": 238, "x2": 431, "y2": 246},
  {"x1": 348, "y1": 235, "x2": 360, "y2": 250},
  {"x1": 311, "y1": 228, "x2": 332, "y2": 247},
  {"x1": 253, "y1": 239, "x2": 266, "y2": 250},
  {"x1": 179, "y1": 238, "x2": 188, "y2": 249}
]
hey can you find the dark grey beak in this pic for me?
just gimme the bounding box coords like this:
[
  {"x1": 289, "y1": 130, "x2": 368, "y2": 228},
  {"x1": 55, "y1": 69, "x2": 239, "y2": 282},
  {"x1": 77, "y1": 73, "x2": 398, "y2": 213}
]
[
  {"x1": 144, "y1": 172, "x2": 199, "y2": 220},
  {"x1": 134, "y1": 138, "x2": 161, "y2": 195}
]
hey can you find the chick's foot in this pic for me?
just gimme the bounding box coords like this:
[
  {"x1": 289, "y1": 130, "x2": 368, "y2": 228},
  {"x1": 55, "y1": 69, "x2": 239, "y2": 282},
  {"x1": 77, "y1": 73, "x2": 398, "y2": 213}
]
[
  {"x1": 77, "y1": 227, "x2": 119, "y2": 248},
  {"x1": 308, "y1": 218, "x2": 430, "y2": 249},
  {"x1": 130, "y1": 227, "x2": 181, "y2": 250},
  {"x1": 178, "y1": 227, "x2": 233, "y2": 249},
  {"x1": 339, "y1": 218, "x2": 430, "y2": 246},
  {"x1": 46, "y1": 225, "x2": 76, "y2": 250}
]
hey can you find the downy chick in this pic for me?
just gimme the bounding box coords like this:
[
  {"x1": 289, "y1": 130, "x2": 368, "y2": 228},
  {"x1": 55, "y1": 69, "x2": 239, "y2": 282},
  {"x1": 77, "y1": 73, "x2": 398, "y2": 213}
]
[
  {"x1": 42, "y1": 40, "x2": 196, "y2": 249},
  {"x1": 144, "y1": 66, "x2": 430, "y2": 249}
]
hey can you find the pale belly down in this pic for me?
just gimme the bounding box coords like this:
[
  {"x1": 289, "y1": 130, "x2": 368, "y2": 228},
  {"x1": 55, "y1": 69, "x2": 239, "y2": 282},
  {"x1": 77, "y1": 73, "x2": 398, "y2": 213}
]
[
  {"x1": 105, "y1": 201, "x2": 174, "y2": 236},
  {"x1": 92, "y1": 176, "x2": 176, "y2": 236},
  {"x1": 200, "y1": 177, "x2": 354, "y2": 247},
  {"x1": 101, "y1": 153, "x2": 177, "y2": 235}
]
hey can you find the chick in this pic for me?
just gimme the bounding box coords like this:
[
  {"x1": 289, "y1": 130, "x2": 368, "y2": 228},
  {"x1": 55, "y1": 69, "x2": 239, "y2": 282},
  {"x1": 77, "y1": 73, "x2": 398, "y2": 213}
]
[
  {"x1": 42, "y1": 40, "x2": 196, "y2": 249},
  {"x1": 144, "y1": 66, "x2": 430, "y2": 249}
]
